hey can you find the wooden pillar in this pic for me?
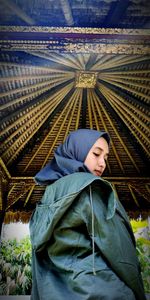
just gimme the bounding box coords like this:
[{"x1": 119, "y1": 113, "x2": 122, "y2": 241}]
[
  {"x1": 0, "y1": 211, "x2": 5, "y2": 240},
  {"x1": 0, "y1": 174, "x2": 6, "y2": 238},
  {"x1": 0, "y1": 158, "x2": 10, "y2": 238}
]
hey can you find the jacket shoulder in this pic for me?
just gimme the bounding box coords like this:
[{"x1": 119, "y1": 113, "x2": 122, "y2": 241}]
[{"x1": 45, "y1": 172, "x2": 112, "y2": 201}]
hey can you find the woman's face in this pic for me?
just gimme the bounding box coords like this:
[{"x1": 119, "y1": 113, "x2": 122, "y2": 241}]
[{"x1": 84, "y1": 137, "x2": 109, "y2": 177}]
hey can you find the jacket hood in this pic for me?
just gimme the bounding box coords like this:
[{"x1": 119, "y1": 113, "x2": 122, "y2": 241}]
[{"x1": 30, "y1": 173, "x2": 116, "y2": 252}]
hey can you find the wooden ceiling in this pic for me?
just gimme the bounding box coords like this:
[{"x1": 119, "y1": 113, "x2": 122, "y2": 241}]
[{"x1": 0, "y1": 0, "x2": 150, "y2": 224}]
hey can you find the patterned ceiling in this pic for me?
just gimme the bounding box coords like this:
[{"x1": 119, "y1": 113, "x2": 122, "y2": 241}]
[
  {"x1": 0, "y1": 0, "x2": 150, "y2": 223},
  {"x1": 1, "y1": 51, "x2": 150, "y2": 173},
  {"x1": 0, "y1": 0, "x2": 150, "y2": 28}
]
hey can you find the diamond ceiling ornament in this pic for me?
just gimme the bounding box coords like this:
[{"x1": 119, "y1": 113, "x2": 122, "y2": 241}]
[{"x1": 75, "y1": 71, "x2": 98, "y2": 88}]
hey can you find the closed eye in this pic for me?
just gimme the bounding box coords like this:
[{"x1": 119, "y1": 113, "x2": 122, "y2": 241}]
[{"x1": 93, "y1": 152, "x2": 100, "y2": 157}]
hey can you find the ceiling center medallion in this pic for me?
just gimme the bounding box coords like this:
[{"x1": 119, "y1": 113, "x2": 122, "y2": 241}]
[{"x1": 75, "y1": 71, "x2": 98, "y2": 88}]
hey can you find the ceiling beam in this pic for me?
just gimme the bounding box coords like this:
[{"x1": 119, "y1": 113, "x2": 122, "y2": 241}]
[
  {"x1": 8, "y1": 85, "x2": 75, "y2": 173},
  {"x1": 81, "y1": 89, "x2": 87, "y2": 128},
  {"x1": 103, "y1": 0, "x2": 130, "y2": 27},
  {"x1": 98, "y1": 79, "x2": 149, "y2": 111},
  {"x1": 100, "y1": 58, "x2": 150, "y2": 72},
  {"x1": 95, "y1": 86, "x2": 150, "y2": 172},
  {"x1": 1, "y1": 0, "x2": 35, "y2": 25},
  {"x1": 0, "y1": 78, "x2": 74, "y2": 127},
  {"x1": 59, "y1": 0, "x2": 74, "y2": 26}
]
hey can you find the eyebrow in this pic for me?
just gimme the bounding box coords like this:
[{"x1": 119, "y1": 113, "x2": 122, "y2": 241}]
[{"x1": 94, "y1": 147, "x2": 109, "y2": 156}]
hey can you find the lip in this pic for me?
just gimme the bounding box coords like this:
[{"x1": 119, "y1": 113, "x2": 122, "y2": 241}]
[{"x1": 95, "y1": 170, "x2": 102, "y2": 176}]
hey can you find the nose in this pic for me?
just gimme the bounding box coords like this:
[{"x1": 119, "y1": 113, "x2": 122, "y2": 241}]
[{"x1": 98, "y1": 156, "x2": 106, "y2": 169}]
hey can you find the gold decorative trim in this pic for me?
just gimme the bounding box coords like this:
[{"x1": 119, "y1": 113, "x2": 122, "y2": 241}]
[
  {"x1": 0, "y1": 26, "x2": 150, "y2": 36},
  {"x1": 1, "y1": 42, "x2": 149, "y2": 54},
  {"x1": 63, "y1": 43, "x2": 150, "y2": 55}
]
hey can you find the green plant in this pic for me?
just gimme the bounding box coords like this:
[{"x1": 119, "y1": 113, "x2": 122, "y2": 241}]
[
  {"x1": 136, "y1": 238, "x2": 150, "y2": 294},
  {"x1": 0, "y1": 226, "x2": 149, "y2": 295},
  {"x1": 130, "y1": 219, "x2": 150, "y2": 294},
  {"x1": 0, "y1": 236, "x2": 32, "y2": 295}
]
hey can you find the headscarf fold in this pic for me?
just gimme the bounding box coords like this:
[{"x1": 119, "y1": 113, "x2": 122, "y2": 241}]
[{"x1": 34, "y1": 129, "x2": 110, "y2": 185}]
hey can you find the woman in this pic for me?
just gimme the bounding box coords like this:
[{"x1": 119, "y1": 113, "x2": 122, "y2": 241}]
[{"x1": 29, "y1": 129, "x2": 146, "y2": 300}]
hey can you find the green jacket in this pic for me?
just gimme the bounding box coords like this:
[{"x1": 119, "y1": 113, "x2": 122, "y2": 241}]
[{"x1": 30, "y1": 173, "x2": 146, "y2": 300}]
